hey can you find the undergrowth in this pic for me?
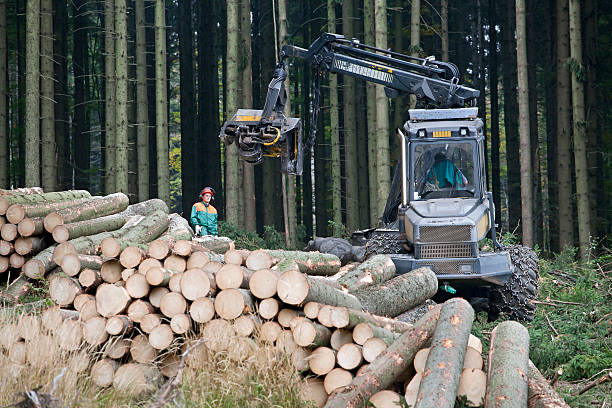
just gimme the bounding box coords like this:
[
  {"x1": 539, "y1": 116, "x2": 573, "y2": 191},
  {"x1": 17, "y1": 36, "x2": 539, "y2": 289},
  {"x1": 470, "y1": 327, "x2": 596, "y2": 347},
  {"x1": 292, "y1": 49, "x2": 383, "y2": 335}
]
[{"x1": 472, "y1": 245, "x2": 612, "y2": 407}]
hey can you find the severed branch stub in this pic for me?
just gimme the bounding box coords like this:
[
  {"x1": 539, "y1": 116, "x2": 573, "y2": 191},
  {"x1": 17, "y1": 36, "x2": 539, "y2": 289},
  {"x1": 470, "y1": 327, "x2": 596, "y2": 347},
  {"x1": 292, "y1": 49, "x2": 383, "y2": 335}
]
[
  {"x1": 573, "y1": 371, "x2": 612, "y2": 396},
  {"x1": 150, "y1": 338, "x2": 208, "y2": 408}
]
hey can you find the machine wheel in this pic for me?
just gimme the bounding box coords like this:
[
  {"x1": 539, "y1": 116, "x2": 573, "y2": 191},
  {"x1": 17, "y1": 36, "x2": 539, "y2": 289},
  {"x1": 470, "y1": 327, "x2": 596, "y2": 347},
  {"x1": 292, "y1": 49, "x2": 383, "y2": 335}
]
[
  {"x1": 364, "y1": 231, "x2": 409, "y2": 258},
  {"x1": 488, "y1": 245, "x2": 539, "y2": 322}
]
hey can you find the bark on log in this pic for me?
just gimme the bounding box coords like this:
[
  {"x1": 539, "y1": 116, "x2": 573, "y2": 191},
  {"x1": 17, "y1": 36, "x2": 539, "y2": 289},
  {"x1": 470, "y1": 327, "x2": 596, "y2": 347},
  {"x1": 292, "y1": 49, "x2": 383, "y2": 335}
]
[
  {"x1": 337, "y1": 255, "x2": 396, "y2": 292},
  {"x1": 527, "y1": 360, "x2": 571, "y2": 408},
  {"x1": 52, "y1": 212, "x2": 129, "y2": 243},
  {"x1": 267, "y1": 250, "x2": 341, "y2": 276},
  {"x1": 43, "y1": 193, "x2": 129, "y2": 232},
  {"x1": 485, "y1": 320, "x2": 530, "y2": 408},
  {"x1": 354, "y1": 267, "x2": 438, "y2": 317},
  {"x1": 276, "y1": 269, "x2": 363, "y2": 309},
  {"x1": 324, "y1": 305, "x2": 442, "y2": 408},
  {"x1": 0, "y1": 190, "x2": 91, "y2": 216},
  {"x1": 7, "y1": 197, "x2": 92, "y2": 224},
  {"x1": 192, "y1": 235, "x2": 234, "y2": 254},
  {"x1": 414, "y1": 298, "x2": 474, "y2": 408}
]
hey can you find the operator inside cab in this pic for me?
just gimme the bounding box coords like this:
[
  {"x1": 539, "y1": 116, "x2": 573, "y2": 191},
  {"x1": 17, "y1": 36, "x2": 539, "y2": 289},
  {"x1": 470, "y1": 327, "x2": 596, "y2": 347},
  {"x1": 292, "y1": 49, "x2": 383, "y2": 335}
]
[
  {"x1": 415, "y1": 144, "x2": 474, "y2": 199},
  {"x1": 191, "y1": 187, "x2": 218, "y2": 236},
  {"x1": 426, "y1": 151, "x2": 468, "y2": 190}
]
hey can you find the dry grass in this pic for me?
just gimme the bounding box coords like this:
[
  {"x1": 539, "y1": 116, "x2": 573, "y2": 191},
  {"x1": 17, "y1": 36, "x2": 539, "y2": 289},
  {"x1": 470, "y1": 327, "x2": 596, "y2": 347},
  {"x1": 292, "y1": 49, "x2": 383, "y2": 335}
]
[{"x1": 0, "y1": 310, "x2": 314, "y2": 407}]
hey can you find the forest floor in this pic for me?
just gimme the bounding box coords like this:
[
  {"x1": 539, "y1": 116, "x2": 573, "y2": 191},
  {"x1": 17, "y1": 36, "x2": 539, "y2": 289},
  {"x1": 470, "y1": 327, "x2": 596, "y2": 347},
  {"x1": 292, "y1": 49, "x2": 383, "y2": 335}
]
[{"x1": 1, "y1": 241, "x2": 610, "y2": 407}]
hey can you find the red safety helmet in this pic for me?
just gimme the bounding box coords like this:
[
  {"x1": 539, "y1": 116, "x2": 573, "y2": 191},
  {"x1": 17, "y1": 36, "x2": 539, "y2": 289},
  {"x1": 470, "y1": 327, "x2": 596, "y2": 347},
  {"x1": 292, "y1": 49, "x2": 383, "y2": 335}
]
[{"x1": 200, "y1": 187, "x2": 215, "y2": 199}]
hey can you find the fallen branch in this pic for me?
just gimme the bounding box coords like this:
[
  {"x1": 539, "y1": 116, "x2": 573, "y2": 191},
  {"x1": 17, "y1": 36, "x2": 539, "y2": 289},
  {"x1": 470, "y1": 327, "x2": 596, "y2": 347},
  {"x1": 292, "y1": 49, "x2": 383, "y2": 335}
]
[
  {"x1": 545, "y1": 314, "x2": 559, "y2": 337},
  {"x1": 573, "y1": 371, "x2": 612, "y2": 396}
]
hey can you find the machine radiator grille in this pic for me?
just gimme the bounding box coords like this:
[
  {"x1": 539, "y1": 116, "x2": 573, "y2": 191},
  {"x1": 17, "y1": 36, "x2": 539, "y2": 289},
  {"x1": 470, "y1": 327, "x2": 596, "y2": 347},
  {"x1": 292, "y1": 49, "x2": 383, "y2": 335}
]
[
  {"x1": 419, "y1": 225, "x2": 471, "y2": 242},
  {"x1": 426, "y1": 260, "x2": 460, "y2": 275},
  {"x1": 417, "y1": 243, "x2": 474, "y2": 258}
]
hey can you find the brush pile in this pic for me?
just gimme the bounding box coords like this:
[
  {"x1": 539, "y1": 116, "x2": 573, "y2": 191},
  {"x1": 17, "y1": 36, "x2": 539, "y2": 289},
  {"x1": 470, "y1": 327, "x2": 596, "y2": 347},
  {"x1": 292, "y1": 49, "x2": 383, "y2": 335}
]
[{"x1": 0, "y1": 189, "x2": 569, "y2": 407}]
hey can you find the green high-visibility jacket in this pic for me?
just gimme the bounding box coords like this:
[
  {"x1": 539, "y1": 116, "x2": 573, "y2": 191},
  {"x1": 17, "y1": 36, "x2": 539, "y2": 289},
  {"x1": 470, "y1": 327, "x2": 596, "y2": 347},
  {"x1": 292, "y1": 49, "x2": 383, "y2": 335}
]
[{"x1": 190, "y1": 201, "x2": 218, "y2": 236}]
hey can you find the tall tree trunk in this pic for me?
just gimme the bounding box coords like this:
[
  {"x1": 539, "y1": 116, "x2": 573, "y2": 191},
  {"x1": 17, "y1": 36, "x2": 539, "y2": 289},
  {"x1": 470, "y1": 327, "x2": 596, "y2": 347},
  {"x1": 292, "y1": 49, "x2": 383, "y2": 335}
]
[
  {"x1": 16, "y1": 0, "x2": 25, "y2": 187},
  {"x1": 545, "y1": 0, "x2": 558, "y2": 253},
  {"x1": 328, "y1": 0, "x2": 342, "y2": 236},
  {"x1": 527, "y1": 0, "x2": 541, "y2": 247},
  {"x1": 115, "y1": 0, "x2": 128, "y2": 194},
  {"x1": 278, "y1": 0, "x2": 297, "y2": 247},
  {"x1": 364, "y1": 0, "x2": 377, "y2": 226},
  {"x1": 556, "y1": 0, "x2": 573, "y2": 250},
  {"x1": 25, "y1": 0, "x2": 40, "y2": 187},
  {"x1": 155, "y1": 0, "x2": 169, "y2": 204},
  {"x1": 136, "y1": 0, "x2": 149, "y2": 201},
  {"x1": 477, "y1": 1, "x2": 488, "y2": 190},
  {"x1": 127, "y1": 9, "x2": 138, "y2": 201},
  {"x1": 0, "y1": 0, "x2": 6, "y2": 188},
  {"x1": 489, "y1": 0, "x2": 502, "y2": 229},
  {"x1": 342, "y1": 0, "x2": 359, "y2": 234},
  {"x1": 198, "y1": 0, "x2": 221, "y2": 218},
  {"x1": 104, "y1": 0, "x2": 116, "y2": 194},
  {"x1": 375, "y1": 0, "x2": 390, "y2": 217},
  {"x1": 516, "y1": 0, "x2": 533, "y2": 247},
  {"x1": 502, "y1": 0, "x2": 520, "y2": 234},
  {"x1": 240, "y1": 0, "x2": 256, "y2": 232},
  {"x1": 73, "y1": 0, "x2": 90, "y2": 191},
  {"x1": 409, "y1": 0, "x2": 420, "y2": 108},
  {"x1": 40, "y1": 0, "x2": 55, "y2": 191},
  {"x1": 302, "y1": 0, "x2": 313, "y2": 238},
  {"x1": 314, "y1": 112, "x2": 328, "y2": 237},
  {"x1": 179, "y1": 0, "x2": 197, "y2": 219},
  {"x1": 441, "y1": 0, "x2": 448, "y2": 61},
  {"x1": 53, "y1": 0, "x2": 68, "y2": 190},
  {"x1": 225, "y1": 0, "x2": 240, "y2": 225},
  {"x1": 568, "y1": 0, "x2": 591, "y2": 259}
]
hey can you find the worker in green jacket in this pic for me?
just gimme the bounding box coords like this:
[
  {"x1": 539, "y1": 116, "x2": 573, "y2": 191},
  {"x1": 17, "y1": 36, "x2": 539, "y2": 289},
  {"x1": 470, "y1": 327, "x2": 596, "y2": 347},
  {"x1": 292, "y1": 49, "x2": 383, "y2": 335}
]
[{"x1": 190, "y1": 187, "x2": 218, "y2": 236}]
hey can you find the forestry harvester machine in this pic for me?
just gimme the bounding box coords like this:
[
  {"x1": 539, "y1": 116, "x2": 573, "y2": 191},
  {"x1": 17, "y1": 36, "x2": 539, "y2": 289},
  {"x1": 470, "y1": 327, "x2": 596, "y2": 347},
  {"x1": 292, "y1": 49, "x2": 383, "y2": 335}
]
[{"x1": 219, "y1": 33, "x2": 539, "y2": 321}]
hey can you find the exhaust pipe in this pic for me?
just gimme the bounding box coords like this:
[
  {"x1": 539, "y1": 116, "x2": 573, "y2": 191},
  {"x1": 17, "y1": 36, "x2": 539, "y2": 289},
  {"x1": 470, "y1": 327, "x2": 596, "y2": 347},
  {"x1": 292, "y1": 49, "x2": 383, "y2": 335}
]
[{"x1": 398, "y1": 128, "x2": 408, "y2": 206}]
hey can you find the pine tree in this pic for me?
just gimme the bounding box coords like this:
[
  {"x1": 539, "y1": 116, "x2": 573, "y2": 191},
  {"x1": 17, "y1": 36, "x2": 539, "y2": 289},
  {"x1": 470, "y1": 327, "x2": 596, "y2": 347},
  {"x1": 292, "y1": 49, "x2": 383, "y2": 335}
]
[
  {"x1": 489, "y1": 0, "x2": 502, "y2": 227},
  {"x1": 104, "y1": 0, "x2": 116, "y2": 194},
  {"x1": 53, "y1": 0, "x2": 69, "y2": 189},
  {"x1": 155, "y1": 0, "x2": 169, "y2": 204},
  {"x1": 409, "y1": 0, "x2": 420, "y2": 108},
  {"x1": 136, "y1": 0, "x2": 149, "y2": 201},
  {"x1": 556, "y1": 0, "x2": 573, "y2": 249},
  {"x1": 568, "y1": 0, "x2": 592, "y2": 259},
  {"x1": 225, "y1": 0, "x2": 240, "y2": 224},
  {"x1": 374, "y1": 0, "x2": 390, "y2": 217},
  {"x1": 364, "y1": 0, "x2": 377, "y2": 226},
  {"x1": 0, "y1": 0, "x2": 6, "y2": 188},
  {"x1": 516, "y1": 0, "x2": 533, "y2": 247},
  {"x1": 25, "y1": 0, "x2": 40, "y2": 187},
  {"x1": 441, "y1": 0, "x2": 449, "y2": 61},
  {"x1": 328, "y1": 0, "x2": 342, "y2": 236},
  {"x1": 40, "y1": 0, "x2": 55, "y2": 191},
  {"x1": 115, "y1": 0, "x2": 129, "y2": 194}
]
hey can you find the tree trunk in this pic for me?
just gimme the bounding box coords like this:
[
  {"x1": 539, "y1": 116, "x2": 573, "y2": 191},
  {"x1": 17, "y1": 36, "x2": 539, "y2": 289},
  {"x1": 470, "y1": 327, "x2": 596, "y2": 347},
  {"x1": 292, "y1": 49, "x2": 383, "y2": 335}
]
[
  {"x1": 374, "y1": 0, "x2": 390, "y2": 217},
  {"x1": 240, "y1": 0, "x2": 256, "y2": 232},
  {"x1": 342, "y1": 0, "x2": 359, "y2": 234},
  {"x1": 0, "y1": 190, "x2": 91, "y2": 216},
  {"x1": 527, "y1": 360, "x2": 571, "y2": 408},
  {"x1": 516, "y1": 0, "x2": 533, "y2": 247},
  {"x1": 267, "y1": 250, "x2": 341, "y2": 276},
  {"x1": 44, "y1": 193, "x2": 130, "y2": 232},
  {"x1": 414, "y1": 298, "x2": 474, "y2": 408},
  {"x1": 179, "y1": 0, "x2": 197, "y2": 222},
  {"x1": 114, "y1": 0, "x2": 128, "y2": 194},
  {"x1": 568, "y1": 0, "x2": 591, "y2": 259},
  {"x1": 441, "y1": 0, "x2": 448, "y2": 61},
  {"x1": 224, "y1": 0, "x2": 240, "y2": 225},
  {"x1": 155, "y1": 0, "x2": 169, "y2": 204},
  {"x1": 485, "y1": 320, "x2": 530, "y2": 407},
  {"x1": 277, "y1": 269, "x2": 363, "y2": 309},
  {"x1": 489, "y1": 0, "x2": 502, "y2": 228},
  {"x1": 73, "y1": 0, "x2": 90, "y2": 191},
  {"x1": 53, "y1": 0, "x2": 68, "y2": 189},
  {"x1": 337, "y1": 255, "x2": 395, "y2": 292},
  {"x1": 25, "y1": 0, "x2": 40, "y2": 186},
  {"x1": 6, "y1": 197, "x2": 92, "y2": 224},
  {"x1": 409, "y1": 0, "x2": 420, "y2": 109},
  {"x1": 104, "y1": 0, "x2": 116, "y2": 194},
  {"x1": 52, "y1": 209, "x2": 130, "y2": 243},
  {"x1": 197, "y1": 0, "x2": 221, "y2": 216},
  {"x1": 135, "y1": 0, "x2": 148, "y2": 201},
  {"x1": 0, "y1": 0, "x2": 7, "y2": 188},
  {"x1": 502, "y1": 0, "x2": 521, "y2": 234},
  {"x1": 354, "y1": 267, "x2": 438, "y2": 317},
  {"x1": 363, "y1": 0, "x2": 377, "y2": 226},
  {"x1": 40, "y1": 0, "x2": 55, "y2": 191},
  {"x1": 324, "y1": 305, "x2": 441, "y2": 407}
]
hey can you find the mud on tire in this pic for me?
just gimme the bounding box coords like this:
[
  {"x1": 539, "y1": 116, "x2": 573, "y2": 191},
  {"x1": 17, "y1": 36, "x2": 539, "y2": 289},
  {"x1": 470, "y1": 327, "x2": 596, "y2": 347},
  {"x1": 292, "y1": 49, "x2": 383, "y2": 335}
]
[{"x1": 488, "y1": 245, "x2": 539, "y2": 322}]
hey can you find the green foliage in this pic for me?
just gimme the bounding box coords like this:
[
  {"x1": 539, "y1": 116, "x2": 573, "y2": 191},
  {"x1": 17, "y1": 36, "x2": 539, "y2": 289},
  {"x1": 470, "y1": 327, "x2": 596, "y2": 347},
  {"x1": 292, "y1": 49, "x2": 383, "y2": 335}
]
[
  {"x1": 328, "y1": 220, "x2": 349, "y2": 239},
  {"x1": 566, "y1": 58, "x2": 586, "y2": 82},
  {"x1": 219, "y1": 221, "x2": 296, "y2": 250}
]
